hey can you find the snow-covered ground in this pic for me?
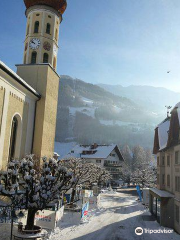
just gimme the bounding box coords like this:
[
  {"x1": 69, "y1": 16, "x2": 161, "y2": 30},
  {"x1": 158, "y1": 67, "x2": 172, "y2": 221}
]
[
  {"x1": 100, "y1": 119, "x2": 140, "y2": 127},
  {"x1": 1, "y1": 189, "x2": 179, "y2": 240},
  {"x1": 81, "y1": 97, "x2": 94, "y2": 107},
  {"x1": 69, "y1": 107, "x2": 96, "y2": 118},
  {"x1": 48, "y1": 189, "x2": 179, "y2": 240}
]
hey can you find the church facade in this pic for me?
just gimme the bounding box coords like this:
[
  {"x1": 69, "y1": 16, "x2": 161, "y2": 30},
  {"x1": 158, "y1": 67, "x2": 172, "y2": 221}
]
[{"x1": 0, "y1": 0, "x2": 67, "y2": 169}]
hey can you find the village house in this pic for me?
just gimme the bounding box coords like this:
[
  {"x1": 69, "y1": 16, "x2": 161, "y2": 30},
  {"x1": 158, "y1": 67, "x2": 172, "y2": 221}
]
[
  {"x1": 65, "y1": 143, "x2": 124, "y2": 184},
  {"x1": 150, "y1": 102, "x2": 180, "y2": 234},
  {"x1": 0, "y1": 0, "x2": 67, "y2": 169}
]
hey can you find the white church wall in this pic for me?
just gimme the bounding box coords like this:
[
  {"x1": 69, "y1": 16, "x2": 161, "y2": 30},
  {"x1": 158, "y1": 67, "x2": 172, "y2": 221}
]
[{"x1": 0, "y1": 71, "x2": 38, "y2": 168}]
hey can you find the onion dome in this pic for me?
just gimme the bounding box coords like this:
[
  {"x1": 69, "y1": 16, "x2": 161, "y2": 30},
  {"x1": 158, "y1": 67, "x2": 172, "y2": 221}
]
[{"x1": 24, "y1": 0, "x2": 67, "y2": 15}]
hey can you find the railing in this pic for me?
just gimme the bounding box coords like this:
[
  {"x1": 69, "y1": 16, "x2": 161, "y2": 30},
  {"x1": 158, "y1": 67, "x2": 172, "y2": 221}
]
[{"x1": 104, "y1": 162, "x2": 122, "y2": 167}]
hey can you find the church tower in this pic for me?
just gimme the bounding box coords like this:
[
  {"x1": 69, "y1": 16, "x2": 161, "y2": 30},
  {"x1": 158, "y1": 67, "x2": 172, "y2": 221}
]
[
  {"x1": 16, "y1": 0, "x2": 67, "y2": 160},
  {"x1": 23, "y1": 0, "x2": 67, "y2": 70}
]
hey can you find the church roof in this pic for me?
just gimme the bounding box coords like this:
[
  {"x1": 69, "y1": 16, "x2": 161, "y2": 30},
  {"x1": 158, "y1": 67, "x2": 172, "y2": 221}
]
[
  {"x1": 0, "y1": 61, "x2": 41, "y2": 98},
  {"x1": 24, "y1": 0, "x2": 67, "y2": 15}
]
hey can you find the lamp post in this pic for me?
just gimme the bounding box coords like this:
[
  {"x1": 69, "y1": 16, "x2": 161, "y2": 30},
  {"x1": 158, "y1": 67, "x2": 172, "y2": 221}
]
[
  {"x1": 10, "y1": 208, "x2": 18, "y2": 240},
  {"x1": 0, "y1": 207, "x2": 25, "y2": 240},
  {"x1": 11, "y1": 209, "x2": 25, "y2": 240}
]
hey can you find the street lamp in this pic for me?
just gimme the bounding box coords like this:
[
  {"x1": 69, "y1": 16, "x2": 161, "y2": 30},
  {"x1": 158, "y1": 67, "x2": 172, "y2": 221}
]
[
  {"x1": 10, "y1": 209, "x2": 25, "y2": 240},
  {"x1": 10, "y1": 208, "x2": 18, "y2": 240}
]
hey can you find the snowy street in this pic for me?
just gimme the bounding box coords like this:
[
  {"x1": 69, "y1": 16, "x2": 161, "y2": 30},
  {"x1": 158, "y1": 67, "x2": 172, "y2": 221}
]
[{"x1": 49, "y1": 188, "x2": 179, "y2": 240}]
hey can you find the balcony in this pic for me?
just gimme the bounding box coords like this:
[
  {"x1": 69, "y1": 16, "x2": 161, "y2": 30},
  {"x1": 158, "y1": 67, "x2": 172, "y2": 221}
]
[{"x1": 104, "y1": 161, "x2": 122, "y2": 167}]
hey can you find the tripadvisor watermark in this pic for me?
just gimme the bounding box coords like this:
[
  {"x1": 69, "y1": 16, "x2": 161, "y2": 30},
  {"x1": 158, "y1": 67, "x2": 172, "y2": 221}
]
[{"x1": 135, "y1": 227, "x2": 174, "y2": 235}]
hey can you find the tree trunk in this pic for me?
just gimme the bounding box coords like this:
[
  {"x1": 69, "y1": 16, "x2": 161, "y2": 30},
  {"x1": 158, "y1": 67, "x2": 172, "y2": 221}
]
[
  {"x1": 26, "y1": 209, "x2": 37, "y2": 230},
  {"x1": 70, "y1": 188, "x2": 76, "y2": 204}
]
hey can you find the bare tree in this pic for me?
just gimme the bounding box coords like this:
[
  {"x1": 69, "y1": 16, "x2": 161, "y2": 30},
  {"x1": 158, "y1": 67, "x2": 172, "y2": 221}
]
[
  {"x1": 120, "y1": 145, "x2": 156, "y2": 187},
  {"x1": 95, "y1": 166, "x2": 111, "y2": 187},
  {"x1": 131, "y1": 165, "x2": 157, "y2": 188},
  {"x1": 61, "y1": 158, "x2": 99, "y2": 203},
  {"x1": 61, "y1": 158, "x2": 111, "y2": 203},
  {"x1": 120, "y1": 145, "x2": 133, "y2": 184}
]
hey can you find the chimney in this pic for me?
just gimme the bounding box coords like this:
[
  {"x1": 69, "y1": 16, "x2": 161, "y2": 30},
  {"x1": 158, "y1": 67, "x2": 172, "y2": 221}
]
[{"x1": 91, "y1": 143, "x2": 98, "y2": 149}]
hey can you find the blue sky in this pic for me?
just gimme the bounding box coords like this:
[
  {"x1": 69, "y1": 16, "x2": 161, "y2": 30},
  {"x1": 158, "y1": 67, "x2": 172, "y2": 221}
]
[{"x1": 1, "y1": 0, "x2": 180, "y2": 91}]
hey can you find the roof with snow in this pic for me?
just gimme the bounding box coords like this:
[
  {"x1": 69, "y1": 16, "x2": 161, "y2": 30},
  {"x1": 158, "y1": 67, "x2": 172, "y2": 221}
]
[
  {"x1": 64, "y1": 144, "x2": 124, "y2": 160},
  {"x1": 0, "y1": 61, "x2": 41, "y2": 98},
  {"x1": 174, "y1": 102, "x2": 180, "y2": 125},
  {"x1": 153, "y1": 102, "x2": 180, "y2": 154},
  {"x1": 150, "y1": 188, "x2": 174, "y2": 198},
  {"x1": 158, "y1": 118, "x2": 170, "y2": 151}
]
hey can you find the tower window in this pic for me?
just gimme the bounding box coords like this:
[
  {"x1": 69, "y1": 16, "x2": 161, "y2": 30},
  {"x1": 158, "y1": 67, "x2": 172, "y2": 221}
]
[
  {"x1": 55, "y1": 29, "x2": 58, "y2": 41},
  {"x1": 48, "y1": 15, "x2": 51, "y2": 18},
  {"x1": 34, "y1": 21, "x2": 39, "y2": 33},
  {"x1": 43, "y1": 53, "x2": 49, "y2": 63},
  {"x1": 31, "y1": 51, "x2": 37, "y2": 64},
  {"x1": 36, "y1": 13, "x2": 40, "y2": 16},
  {"x1": 46, "y1": 23, "x2": 51, "y2": 34},
  {"x1": 9, "y1": 116, "x2": 18, "y2": 160}
]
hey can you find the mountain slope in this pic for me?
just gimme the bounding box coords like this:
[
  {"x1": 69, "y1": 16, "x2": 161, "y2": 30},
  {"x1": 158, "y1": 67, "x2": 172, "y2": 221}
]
[
  {"x1": 58, "y1": 76, "x2": 136, "y2": 108},
  {"x1": 55, "y1": 76, "x2": 161, "y2": 148},
  {"x1": 98, "y1": 84, "x2": 180, "y2": 113}
]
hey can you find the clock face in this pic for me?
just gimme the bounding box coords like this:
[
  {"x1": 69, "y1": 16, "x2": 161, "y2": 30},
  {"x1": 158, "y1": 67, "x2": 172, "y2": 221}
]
[
  {"x1": 53, "y1": 45, "x2": 58, "y2": 56},
  {"x1": 29, "y1": 38, "x2": 41, "y2": 50},
  {"x1": 43, "y1": 42, "x2": 51, "y2": 51}
]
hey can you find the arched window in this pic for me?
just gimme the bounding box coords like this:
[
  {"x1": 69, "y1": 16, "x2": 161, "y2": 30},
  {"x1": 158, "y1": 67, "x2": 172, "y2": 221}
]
[
  {"x1": 31, "y1": 51, "x2": 37, "y2": 64},
  {"x1": 26, "y1": 25, "x2": 29, "y2": 35},
  {"x1": 34, "y1": 21, "x2": 39, "y2": 33},
  {"x1": 55, "y1": 29, "x2": 58, "y2": 41},
  {"x1": 43, "y1": 53, "x2": 49, "y2": 63},
  {"x1": 9, "y1": 116, "x2": 18, "y2": 160},
  {"x1": 53, "y1": 57, "x2": 56, "y2": 69},
  {"x1": 46, "y1": 23, "x2": 51, "y2": 34}
]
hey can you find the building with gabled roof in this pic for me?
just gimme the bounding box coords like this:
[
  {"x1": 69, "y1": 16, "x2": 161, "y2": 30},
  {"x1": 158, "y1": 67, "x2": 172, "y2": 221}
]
[
  {"x1": 150, "y1": 103, "x2": 180, "y2": 234},
  {"x1": 65, "y1": 143, "x2": 124, "y2": 183}
]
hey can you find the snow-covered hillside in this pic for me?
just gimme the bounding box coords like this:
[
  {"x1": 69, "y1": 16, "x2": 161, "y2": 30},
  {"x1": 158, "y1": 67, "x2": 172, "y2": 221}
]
[{"x1": 55, "y1": 76, "x2": 160, "y2": 148}]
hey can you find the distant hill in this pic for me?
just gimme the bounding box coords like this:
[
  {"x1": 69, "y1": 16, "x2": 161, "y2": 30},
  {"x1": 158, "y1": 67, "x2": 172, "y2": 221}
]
[
  {"x1": 55, "y1": 76, "x2": 163, "y2": 148},
  {"x1": 58, "y1": 76, "x2": 135, "y2": 108},
  {"x1": 98, "y1": 84, "x2": 180, "y2": 113}
]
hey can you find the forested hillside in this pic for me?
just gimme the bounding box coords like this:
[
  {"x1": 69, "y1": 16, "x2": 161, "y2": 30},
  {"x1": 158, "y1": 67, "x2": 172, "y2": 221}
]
[{"x1": 55, "y1": 76, "x2": 162, "y2": 148}]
